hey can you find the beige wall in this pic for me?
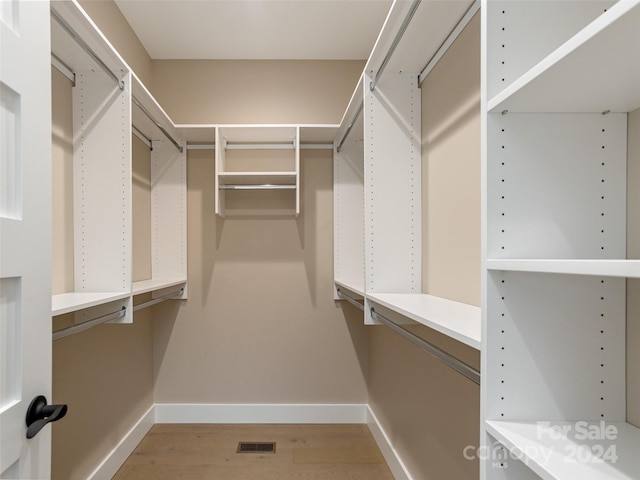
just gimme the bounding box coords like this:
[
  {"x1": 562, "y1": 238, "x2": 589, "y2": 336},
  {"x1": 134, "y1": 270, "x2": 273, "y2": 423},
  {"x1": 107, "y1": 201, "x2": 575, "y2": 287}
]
[
  {"x1": 152, "y1": 145, "x2": 369, "y2": 404},
  {"x1": 421, "y1": 13, "x2": 481, "y2": 307},
  {"x1": 367, "y1": 13, "x2": 481, "y2": 480},
  {"x1": 78, "y1": 0, "x2": 153, "y2": 85},
  {"x1": 151, "y1": 60, "x2": 363, "y2": 124},
  {"x1": 628, "y1": 108, "x2": 640, "y2": 427}
]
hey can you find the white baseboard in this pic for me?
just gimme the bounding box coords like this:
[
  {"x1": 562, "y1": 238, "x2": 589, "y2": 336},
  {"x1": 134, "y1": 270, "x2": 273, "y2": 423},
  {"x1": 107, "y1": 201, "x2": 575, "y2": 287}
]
[
  {"x1": 367, "y1": 406, "x2": 413, "y2": 480},
  {"x1": 154, "y1": 403, "x2": 368, "y2": 424},
  {"x1": 84, "y1": 403, "x2": 412, "y2": 480},
  {"x1": 87, "y1": 405, "x2": 155, "y2": 480}
]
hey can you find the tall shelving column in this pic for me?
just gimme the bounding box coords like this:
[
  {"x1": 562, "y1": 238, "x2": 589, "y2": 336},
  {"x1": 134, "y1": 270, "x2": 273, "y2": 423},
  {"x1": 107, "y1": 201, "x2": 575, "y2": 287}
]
[
  {"x1": 51, "y1": 0, "x2": 133, "y2": 322},
  {"x1": 481, "y1": 1, "x2": 640, "y2": 478}
]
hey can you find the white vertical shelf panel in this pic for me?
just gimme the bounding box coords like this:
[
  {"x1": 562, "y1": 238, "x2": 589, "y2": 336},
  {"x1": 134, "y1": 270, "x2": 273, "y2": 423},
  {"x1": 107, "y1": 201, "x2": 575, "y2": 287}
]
[
  {"x1": 487, "y1": 113, "x2": 627, "y2": 260},
  {"x1": 485, "y1": 0, "x2": 615, "y2": 102},
  {"x1": 485, "y1": 271, "x2": 626, "y2": 423},
  {"x1": 150, "y1": 138, "x2": 187, "y2": 299},
  {"x1": 295, "y1": 125, "x2": 300, "y2": 215},
  {"x1": 364, "y1": 72, "x2": 421, "y2": 304},
  {"x1": 214, "y1": 127, "x2": 224, "y2": 216},
  {"x1": 73, "y1": 71, "x2": 132, "y2": 322}
]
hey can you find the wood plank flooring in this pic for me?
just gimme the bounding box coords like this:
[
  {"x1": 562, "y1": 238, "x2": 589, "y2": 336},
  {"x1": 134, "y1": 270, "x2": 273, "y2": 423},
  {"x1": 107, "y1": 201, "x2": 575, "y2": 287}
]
[{"x1": 112, "y1": 424, "x2": 395, "y2": 479}]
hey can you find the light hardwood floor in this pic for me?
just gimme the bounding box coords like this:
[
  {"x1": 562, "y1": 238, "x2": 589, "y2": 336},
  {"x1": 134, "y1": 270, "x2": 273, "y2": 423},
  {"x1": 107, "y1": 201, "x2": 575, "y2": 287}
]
[{"x1": 112, "y1": 424, "x2": 395, "y2": 479}]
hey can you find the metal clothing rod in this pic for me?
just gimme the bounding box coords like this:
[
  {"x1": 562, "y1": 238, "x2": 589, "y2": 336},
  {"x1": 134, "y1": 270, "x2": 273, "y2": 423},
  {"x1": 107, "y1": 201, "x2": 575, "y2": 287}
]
[
  {"x1": 219, "y1": 184, "x2": 296, "y2": 190},
  {"x1": 187, "y1": 144, "x2": 216, "y2": 150},
  {"x1": 418, "y1": 0, "x2": 480, "y2": 85},
  {"x1": 132, "y1": 96, "x2": 184, "y2": 154},
  {"x1": 51, "y1": 7, "x2": 125, "y2": 91},
  {"x1": 132, "y1": 125, "x2": 153, "y2": 150},
  {"x1": 53, "y1": 307, "x2": 126, "y2": 341},
  {"x1": 336, "y1": 101, "x2": 363, "y2": 153},
  {"x1": 51, "y1": 53, "x2": 75, "y2": 85},
  {"x1": 370, "y1": 0, "x2": 422, "y2": 92},
  {"x1": 133, "y1": 288, "x2": 184, "y2": 312},
  {"x1": 226, "y1": 142, "x2": 294, "y2": 150},
  {"x1": 370, "y1": 308, "x2": 480, "y2": 385},
  {"x1": 336, "y1": 288, "x2": 365, "y2": 312},
  {"x1": 186, "y1": 143, "x2": 332, "y2": 151}
]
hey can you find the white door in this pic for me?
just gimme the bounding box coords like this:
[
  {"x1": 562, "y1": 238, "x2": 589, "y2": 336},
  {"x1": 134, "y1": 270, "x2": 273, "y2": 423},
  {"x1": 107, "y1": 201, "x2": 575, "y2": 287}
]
[{"x1": 1, "y1": 0, "x2": 53, "y2": 478}]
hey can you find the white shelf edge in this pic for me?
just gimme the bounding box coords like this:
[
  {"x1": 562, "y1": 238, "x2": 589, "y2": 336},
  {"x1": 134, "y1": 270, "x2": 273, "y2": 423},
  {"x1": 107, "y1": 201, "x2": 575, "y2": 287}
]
[
  {"x1": 487, "y1": 259, "x2": 640, "y2": 278},
  {"x1": 132, "y1": 279, "x2": 186, "y2": 296},
  {"x1": 52, "y1": 291, "x2": 131, "y2": 317},
  {"x1": 486, "y1": 420, "x2": 640, "y2": 480},
  {"x1": 487, "y1": 0, "x2": 640, "y2": 113},
  {"x1": 366, "y1": 293, "x2": 481, "y2": 349},
  {"x1": 334, "y1": 280, "x2": 366, "y2": 298}
]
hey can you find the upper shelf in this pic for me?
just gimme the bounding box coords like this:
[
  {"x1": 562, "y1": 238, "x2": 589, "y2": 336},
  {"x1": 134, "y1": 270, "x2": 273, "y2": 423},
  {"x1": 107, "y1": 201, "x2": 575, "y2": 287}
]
[{"x1": 488, "y1": 0, "x2": 640, "y2": 113}]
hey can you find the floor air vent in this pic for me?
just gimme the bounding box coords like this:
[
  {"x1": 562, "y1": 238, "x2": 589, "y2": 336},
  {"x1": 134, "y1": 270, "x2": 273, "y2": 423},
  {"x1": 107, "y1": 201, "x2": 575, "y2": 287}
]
[{"x1": 237, "y1": 442, "x2": 276, "y2": 454}]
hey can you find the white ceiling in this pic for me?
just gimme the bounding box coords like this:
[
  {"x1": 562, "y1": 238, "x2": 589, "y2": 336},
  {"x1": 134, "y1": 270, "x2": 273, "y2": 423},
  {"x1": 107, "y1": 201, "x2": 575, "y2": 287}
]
[{"x1": 114, "y1": 0, "x2": 393, "y2": 60}]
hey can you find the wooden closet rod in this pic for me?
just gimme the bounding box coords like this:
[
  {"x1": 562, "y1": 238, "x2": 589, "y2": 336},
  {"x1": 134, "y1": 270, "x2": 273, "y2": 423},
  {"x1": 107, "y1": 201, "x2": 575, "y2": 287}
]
[{"x1": 51, "y1": 7, "x2": 125, "y2": 90}]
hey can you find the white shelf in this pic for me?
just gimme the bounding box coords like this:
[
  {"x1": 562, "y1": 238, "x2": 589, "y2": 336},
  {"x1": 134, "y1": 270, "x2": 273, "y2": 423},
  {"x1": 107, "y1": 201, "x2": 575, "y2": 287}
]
[
  {"x1": 486, "y1": 420, "x2": 640, "y2": 480},
  {"x1": 367, "y1": 293, "x2": 481, "y2": 349},
  {"x1": 132, "y1": 279, "x2": 186, "y2": 296},
  {"x1": 52, "y1": 291, "x2": 131, "y2": 317},
  {"x1": 334, "y1": 280, "x2": 365, "y2": 298},
  {"x1": 218, "y1": 172, "x2": 296, "y2": 186},
  {"x1": 488, "y1": 1, "x2": 640, "y2": 113},
  {"x1": 487, "y1": 259, "x2": 640, "y2": 278}
]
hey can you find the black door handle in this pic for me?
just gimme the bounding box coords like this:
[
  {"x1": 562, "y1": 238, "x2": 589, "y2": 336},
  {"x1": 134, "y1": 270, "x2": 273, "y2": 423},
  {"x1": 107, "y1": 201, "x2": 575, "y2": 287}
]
[{"x1": 25, "y1": 395, "x2": 67, "y2": 439}]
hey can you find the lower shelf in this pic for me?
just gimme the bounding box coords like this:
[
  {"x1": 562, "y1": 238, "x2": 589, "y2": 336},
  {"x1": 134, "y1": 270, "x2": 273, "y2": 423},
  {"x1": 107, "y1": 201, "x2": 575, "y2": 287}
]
[
  {"x1": 367, "y1": 293, "x2": 481, "y2": 349},
  {"x1": 52, "y1": 291, "x2": 130, "y2": 316},
  {"x1": 486, "y1": 420, "x2": 640, "y2": 480}
]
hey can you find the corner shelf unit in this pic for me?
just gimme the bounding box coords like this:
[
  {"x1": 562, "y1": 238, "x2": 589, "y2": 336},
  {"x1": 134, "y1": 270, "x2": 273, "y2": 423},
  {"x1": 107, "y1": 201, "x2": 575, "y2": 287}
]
[
  {"x1": 50, "y1": 0, "x2": 187, "y2": 327},
  {"x1": 333, "y1": 0, "x2": 481, "y2": 353},
  {"x1": 482, "y1": 1, "x2": 640, "y2": 478}
]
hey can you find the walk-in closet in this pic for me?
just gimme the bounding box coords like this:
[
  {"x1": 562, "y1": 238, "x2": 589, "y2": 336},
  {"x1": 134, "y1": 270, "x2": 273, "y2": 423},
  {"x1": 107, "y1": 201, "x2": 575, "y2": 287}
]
[{"x1": 0, "y1": 0, "x2": 638, "y2": 479}]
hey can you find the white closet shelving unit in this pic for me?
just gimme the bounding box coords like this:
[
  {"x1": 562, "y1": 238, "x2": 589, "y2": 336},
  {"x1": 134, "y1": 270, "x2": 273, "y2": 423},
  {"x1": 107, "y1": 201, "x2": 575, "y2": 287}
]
[
  {"x1": 216, "y1": 125, "x2": 300, "y2": 216},
  {"x1": 333, "y1": 0, "x2": 481, "y2": 350},
  {"x1": 179, "y1": 123, "x2": 337, "y2": 217},
  {"x1": 50, "y1": 0, "x2": 187, "y2": 327},
  {"x1": 482, "y1": 0, "x2": 640, "y2": 478}
]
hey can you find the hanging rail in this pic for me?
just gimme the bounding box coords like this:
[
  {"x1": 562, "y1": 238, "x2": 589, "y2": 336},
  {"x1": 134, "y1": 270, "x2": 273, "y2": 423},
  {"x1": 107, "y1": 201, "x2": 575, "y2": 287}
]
[
  {"x1": 219, "y1": 184, "x2": 296, "y2": 191},
  {"x1": 370, "y1": 308, "x2": 480, "y2": 384},
  {"x1": 133, "y1": 288, "x2": 184, "y2": 312},
  {"x1": 336, "y1": 288, "x2": 365, "y2": 311},
  {"x1": 51, "y1": 7, "x2": 125, "y2": 90},
  {"x1": 369, "y1": 0, "x2": 422, "y2": 92},
  {"x1": 335, "y1": 101, "x2": 363, "y2": 153},
  {"x1": 418, "y1": 0, "x2": 480, "y2": 84},
  {"x1": 53, "y1": 307, "x2": 126, "y2": 341},
  {"x1": 51, "y1": 53, "x2": 75, "y2": 85},
  {"x1": 225, "y1": 142, "x2": 295, "y2": 150},
  {"x1": 132, "y1": 124, "x2": 153, "y2": 150},
  {"x1": 131, "y1": 96, "x2": 184, "y2": 154}
]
